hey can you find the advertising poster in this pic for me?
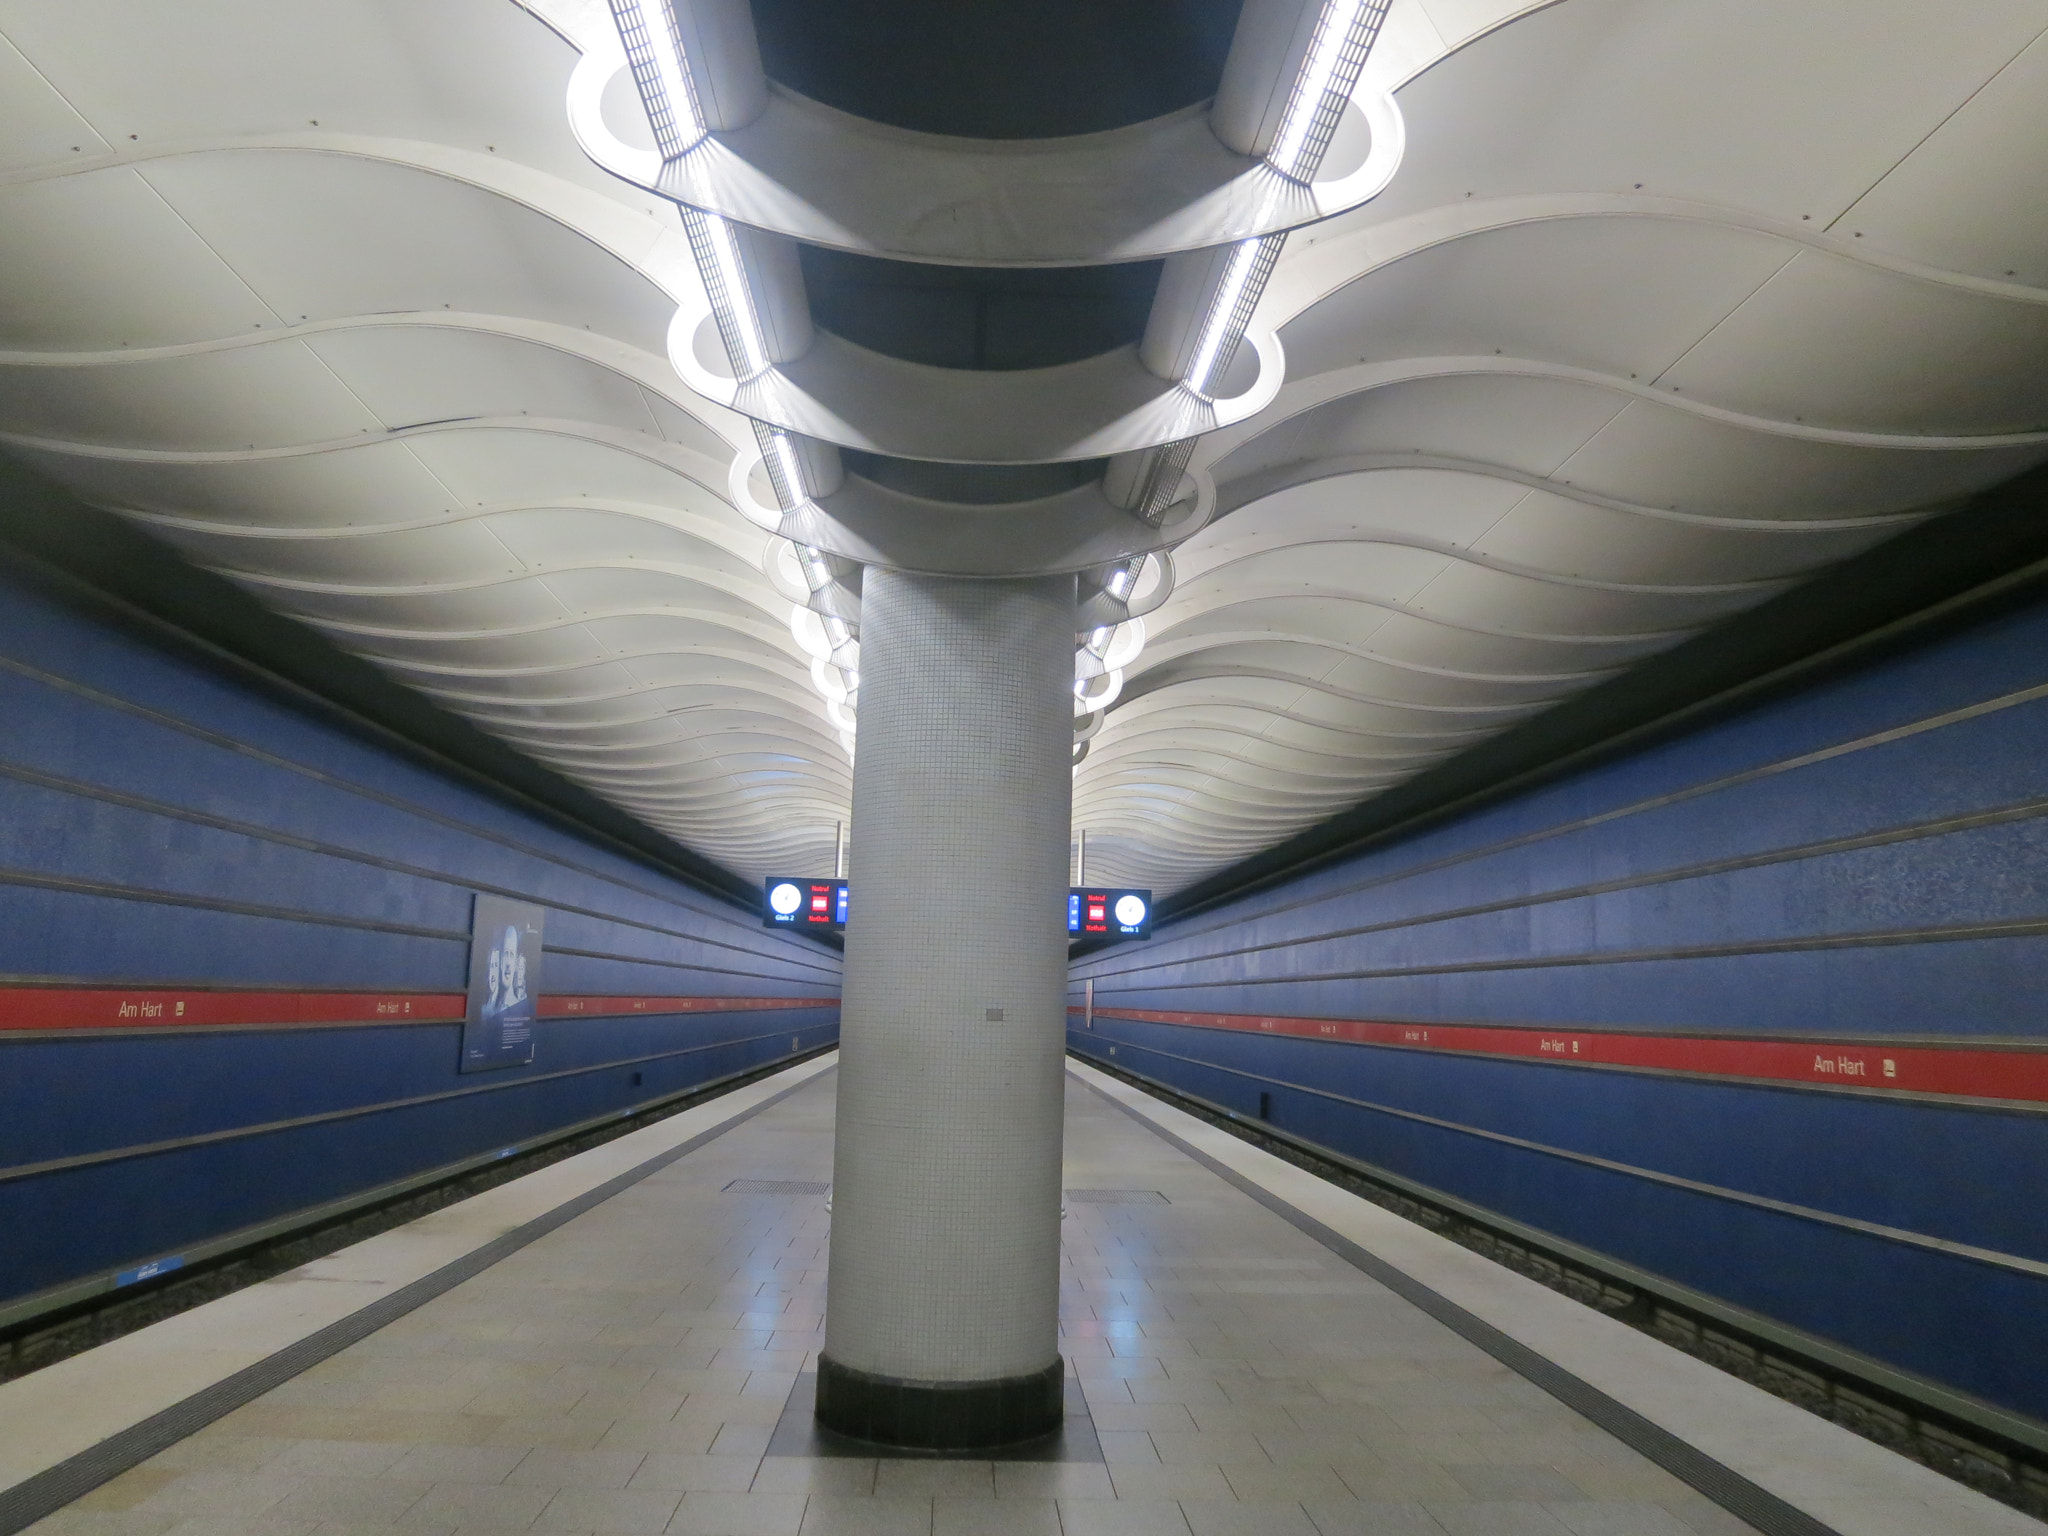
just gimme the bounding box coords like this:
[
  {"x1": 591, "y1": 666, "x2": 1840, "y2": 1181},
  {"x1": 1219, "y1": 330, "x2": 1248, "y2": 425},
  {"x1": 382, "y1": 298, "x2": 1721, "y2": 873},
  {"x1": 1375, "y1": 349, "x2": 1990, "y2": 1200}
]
[{"x1": 459, "y1": 894, "x2": 544, "y2": 1073}]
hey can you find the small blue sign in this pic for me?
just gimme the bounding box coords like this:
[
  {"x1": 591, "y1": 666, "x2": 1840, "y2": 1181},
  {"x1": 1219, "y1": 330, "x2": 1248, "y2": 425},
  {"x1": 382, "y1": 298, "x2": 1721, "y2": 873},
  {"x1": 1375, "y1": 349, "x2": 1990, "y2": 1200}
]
[{"x1": 116, "y1": 1255, "x2": 185, "y2": 1287}]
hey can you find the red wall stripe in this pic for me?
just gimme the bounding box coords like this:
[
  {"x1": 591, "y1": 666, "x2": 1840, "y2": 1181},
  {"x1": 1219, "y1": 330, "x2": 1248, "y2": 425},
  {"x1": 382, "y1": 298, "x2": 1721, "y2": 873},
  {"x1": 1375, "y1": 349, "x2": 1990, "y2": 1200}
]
[
  {"x1": 0, "y1": 987, "x2": 837, "y2": 1034},
  {"x1": 1074, "y1": 1005, "x2": 2048, "y2": 1106}
]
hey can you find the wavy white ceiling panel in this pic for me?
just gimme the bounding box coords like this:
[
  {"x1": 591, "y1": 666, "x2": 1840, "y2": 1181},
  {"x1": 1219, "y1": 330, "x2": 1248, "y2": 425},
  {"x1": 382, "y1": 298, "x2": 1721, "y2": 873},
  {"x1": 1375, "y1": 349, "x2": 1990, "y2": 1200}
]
[
  {"x1": 0, "y1": 0, "x2": 847, "y2": 881},
  {"x1": 307, "y1": 330, "x2": 685, "y2": 435},
  {"x1": 6, "y1": 439, "x2": 468, "y2": 528},
  {"x1": 1, "y1": 0, "x2": 2045, "y2": 902},
  {"x1": 0, "y1": 343, "x2": 385, "y2": 450},
  {"x1": 1653, "y1": 254, "x2": 2048, "y2": 434},
  {"x1": 1359, "y1": 0, "x2": 2048, "y2": 227},
  {"x1": 0, "y1": 34, "x2": 105, "y2": 174},
  {"x1": 1836, "y1": 27, "x2": 2048, "y2": 282},
  {"x1": 1281, "y1": 217, "x2": 1801, "y2": 382},
  {"x1": 1074, "y1": 0, "x2": 2048, "y2": 893},
  {"x1": 180, "y1": 526, "x2": 549, "y2": 588},
  {"x1": 0, "y1": 0, "x2": 588, "y2": 169},
  {"x1": 242, "y1": 575, "x2": 583, "y2": 631},
  {"x1": 0, "y1": 171, "x2": 281, "y2": 347},
  {"x1": 143, "y1": 157, "x2": 673, "y2": 339}
]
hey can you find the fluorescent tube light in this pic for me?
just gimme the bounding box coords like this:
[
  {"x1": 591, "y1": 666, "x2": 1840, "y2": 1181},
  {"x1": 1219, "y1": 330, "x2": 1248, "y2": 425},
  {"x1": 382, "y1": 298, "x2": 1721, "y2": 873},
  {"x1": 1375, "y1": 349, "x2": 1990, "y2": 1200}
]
[
  {"x1": 768, "y1": 428, "x2": 807, "y2": 504},
  {"x1": 1185, "y1": 237, "x2": 1271, "y2": 396},
  {"x1": 1266, "y1": 0, "x2": 1392, "y2": 183},
  {"x1": 609, "y1": 0, "x2": 706, "y2": 159},
  {"x1": 687, "y1": 210, "x2": 768, "y2": 379}
]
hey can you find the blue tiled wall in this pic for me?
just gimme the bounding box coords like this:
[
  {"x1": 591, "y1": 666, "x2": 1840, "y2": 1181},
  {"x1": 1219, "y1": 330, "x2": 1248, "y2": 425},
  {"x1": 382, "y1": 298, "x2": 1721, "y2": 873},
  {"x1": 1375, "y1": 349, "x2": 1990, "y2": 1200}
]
[
  {"x1": 1073, "y1": 595, "x2": 2048, "y2": 1426},
  {"x1": 0, "y1": 567, "x2": 840, "y2": 1310}
]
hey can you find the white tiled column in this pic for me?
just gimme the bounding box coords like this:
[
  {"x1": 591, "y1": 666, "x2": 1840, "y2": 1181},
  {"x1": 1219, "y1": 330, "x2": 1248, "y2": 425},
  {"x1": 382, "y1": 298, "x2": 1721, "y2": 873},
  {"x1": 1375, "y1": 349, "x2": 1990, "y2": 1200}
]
[{"x1": 820, "y1": 568, "x2": 1075, "y2": 1448}]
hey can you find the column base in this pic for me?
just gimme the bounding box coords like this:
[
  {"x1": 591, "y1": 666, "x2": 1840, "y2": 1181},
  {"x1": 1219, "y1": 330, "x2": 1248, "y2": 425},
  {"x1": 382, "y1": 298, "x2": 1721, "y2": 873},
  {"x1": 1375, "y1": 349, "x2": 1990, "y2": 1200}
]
[{"x1": 814, "y1": 1355, "x2": 1064, "y2": 1451}]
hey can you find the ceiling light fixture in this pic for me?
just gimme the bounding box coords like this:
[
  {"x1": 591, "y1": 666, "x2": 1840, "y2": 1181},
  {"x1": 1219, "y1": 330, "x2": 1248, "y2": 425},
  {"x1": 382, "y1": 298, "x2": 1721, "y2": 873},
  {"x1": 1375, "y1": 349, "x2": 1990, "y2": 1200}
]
[
  {"x1": 755, "y1": 422, "x2": 810, "y2": 510},
  {"x1": 1184, "y1": 234, "x2": 1285, "y2": 397},
  {"x1": 787, "y1": 538, "x2": 858, "y2": 729},
  {"x1": 685, "y1": 209, "x2": 769, "y2": 380},
  {"x1": 608, "y1": 0, "x2": 706, "y2": 159},
  {"x1": 1266, "y1": 0, "x2": 1393, "y2": 183},
  {"x1": 1169, "y1": 0, "x2": 1393, "y2": 408}
]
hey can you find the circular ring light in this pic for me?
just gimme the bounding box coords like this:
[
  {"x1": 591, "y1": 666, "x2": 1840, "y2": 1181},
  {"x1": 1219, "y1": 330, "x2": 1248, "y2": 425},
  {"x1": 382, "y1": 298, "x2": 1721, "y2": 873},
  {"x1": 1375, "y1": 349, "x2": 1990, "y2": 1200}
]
[
  {"x1": 726, "y1": 441, "x2": 791, "y2": 531},
  {"x1": 769, "y1": 881, "x2": 804, "y2": 915}
]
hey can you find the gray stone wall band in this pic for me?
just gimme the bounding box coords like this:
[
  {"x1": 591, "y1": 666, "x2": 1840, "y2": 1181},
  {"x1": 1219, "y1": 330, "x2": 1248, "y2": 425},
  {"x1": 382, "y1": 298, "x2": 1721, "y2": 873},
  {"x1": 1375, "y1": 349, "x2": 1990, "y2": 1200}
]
[
  {"x1": 814, "y1": 1354, "x2": 1066, "y2": 1451},
  {"x1": 825, "y1": 569, "x2": 1075, "y2": 1411}
]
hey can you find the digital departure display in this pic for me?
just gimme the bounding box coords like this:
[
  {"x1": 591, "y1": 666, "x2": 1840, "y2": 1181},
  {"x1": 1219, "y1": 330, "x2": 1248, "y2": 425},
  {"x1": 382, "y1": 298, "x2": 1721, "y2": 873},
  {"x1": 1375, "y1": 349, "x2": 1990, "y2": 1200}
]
[
  {"x1": 763, "y1": 877, "x2": 848, "y2": 931},
  {"x1": 765, "y1": 879, "x2": 1147, "y2": 939},
  {"x1": 1070, "y1": 887, "x2": 1152, "y2": 940}
]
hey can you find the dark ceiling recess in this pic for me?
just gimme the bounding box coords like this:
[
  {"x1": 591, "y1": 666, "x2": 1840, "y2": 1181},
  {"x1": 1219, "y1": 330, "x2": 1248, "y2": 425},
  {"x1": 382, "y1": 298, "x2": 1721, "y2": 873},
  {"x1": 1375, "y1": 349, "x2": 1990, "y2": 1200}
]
[
  {"x1": 801, "y1": 247, "x2": 1163, "y2": 372},
  {"x1": 750, "y1": 0, "x2": 1245, "y2": 139},
  {"x1": 842, "y1": 451, "x2": 1104, "y2": 505}
]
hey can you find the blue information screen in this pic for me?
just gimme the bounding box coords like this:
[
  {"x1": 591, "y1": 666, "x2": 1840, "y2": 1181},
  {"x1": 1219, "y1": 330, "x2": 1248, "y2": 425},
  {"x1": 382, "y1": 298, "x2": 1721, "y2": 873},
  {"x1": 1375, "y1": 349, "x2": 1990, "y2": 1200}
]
[
  {"x1": 1070, "y1": 887, "x2": 1152, "y2": 940},
  {"x1": 763, "y1": 880, "x2": 1148, "y2": 939},
  {"x1": 764, "y1": 877, "x2": 848, "y2": 931}
]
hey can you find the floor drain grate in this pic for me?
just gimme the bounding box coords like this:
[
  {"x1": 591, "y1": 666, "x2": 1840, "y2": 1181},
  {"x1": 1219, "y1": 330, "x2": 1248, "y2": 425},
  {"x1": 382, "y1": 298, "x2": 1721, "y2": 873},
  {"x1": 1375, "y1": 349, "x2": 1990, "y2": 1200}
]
[
  {"x1": 1065, "y1": 1188, "x2": 1170, "y2": 1205},
  {"x1": 722, "y1": 1179, "x2": 830, "y2": 1195}
]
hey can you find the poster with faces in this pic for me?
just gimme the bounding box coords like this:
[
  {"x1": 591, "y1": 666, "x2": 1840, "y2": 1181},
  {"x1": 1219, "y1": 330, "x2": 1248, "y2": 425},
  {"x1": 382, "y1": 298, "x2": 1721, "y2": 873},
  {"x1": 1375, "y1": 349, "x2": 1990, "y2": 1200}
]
[{"x1": 460, "y1": 894, "x2": 545, "y2": 1072}]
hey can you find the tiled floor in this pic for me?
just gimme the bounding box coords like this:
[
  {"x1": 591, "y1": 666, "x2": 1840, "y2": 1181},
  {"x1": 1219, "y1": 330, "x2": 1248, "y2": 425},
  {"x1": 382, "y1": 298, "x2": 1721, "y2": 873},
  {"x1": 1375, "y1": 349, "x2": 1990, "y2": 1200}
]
[{"x1": 24, "y1": 1073, "x2": 1756, "y2": 1536}]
